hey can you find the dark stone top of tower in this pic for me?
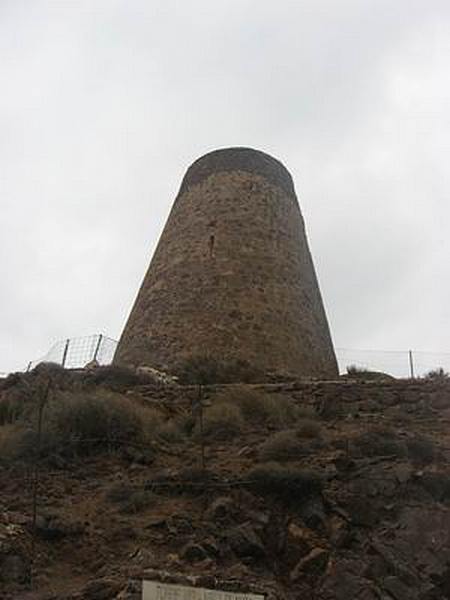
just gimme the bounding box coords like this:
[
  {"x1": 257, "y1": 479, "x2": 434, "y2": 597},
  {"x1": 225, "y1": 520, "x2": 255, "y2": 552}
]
[{"x1": 178, "y1": 147, "x2": 296, "y2": 198}]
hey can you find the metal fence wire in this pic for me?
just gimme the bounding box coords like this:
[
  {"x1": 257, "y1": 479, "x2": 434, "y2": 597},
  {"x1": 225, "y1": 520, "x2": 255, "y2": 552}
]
[
  {"x1": 26, "y1": 334, "x2": 118, "y2": 371},
  {"x1": 335, "y1": 347, "x2": 450, "y2": 379},
  {"x1": 22, "y1": 335, "x2": 450, "y2": 378}
]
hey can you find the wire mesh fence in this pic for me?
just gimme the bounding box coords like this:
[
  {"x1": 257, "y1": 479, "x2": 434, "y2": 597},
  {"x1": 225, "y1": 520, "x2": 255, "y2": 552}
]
[
  {"x1": 18, "y1": 335, "x2": 450, "y2": 378},
  {"x1": 26, "y1": 334, "x2": 118, "y2": 371},
  {"x1": 336, "y1": 348, "x2": 450, "y2": 378}
]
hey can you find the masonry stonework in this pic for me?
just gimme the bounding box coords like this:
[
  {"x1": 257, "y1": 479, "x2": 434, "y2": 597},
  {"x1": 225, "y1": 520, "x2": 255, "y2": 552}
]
[{"x1": 114, "y1": 147, "x2": 338, "y2": 379}]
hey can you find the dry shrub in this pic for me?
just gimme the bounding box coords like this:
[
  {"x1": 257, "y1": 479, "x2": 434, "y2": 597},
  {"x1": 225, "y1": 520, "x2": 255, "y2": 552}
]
[
  {"x1": 296, "y1": 419, "x2": 322, "y2": 438},
  {"x1": 247, "y1": 462, "x2": 322, "y2": 501},
  {"x1": 418, "y1": 472, "x2": 450, "y2": 502},
  {"x1": 424, "y1": 368, "x2": 449, "y2": 382},
  {"x1": 106, "y1": 482, "x2": 155, "y2": 513},
  {"x1": 0, "y1": 424, "x2": 25, "y2": 462},
  {"x1": 214, "y1": 386, "x2": 300, "y2": 428},
  {"x1": 0, "y1": 391, "x2": 159, "y2": 463},
  {"x1": 84, "y1": 364, "x2": 153, "y2": 391},
  {"x1": 259, "y1": 421, "x2": 322, "y2": 462},
  {"x1": 157, "y1": 420, "x2": 185, "y2": 443},
  {"x1": 122, "y1": 489, "x2": 156, "y2": 514},
  {"x1": 202, "y1": 402, "x2": 243, "y2": 440},
  {"x1": 0, "y1": 393, "x2": 27, "y2": 425},
  {"x1": 407, "y1": 436, "x2": 436, "y2": 465},
  {"x1": 50, "y1": 392, "x2": 144, "y2": 451},
  {"x1": 350, "y1": 427, "x2": 407, "y2": 459},
  {"x1": 259, "y1": 430, "x2": 308, "y2": 462}
]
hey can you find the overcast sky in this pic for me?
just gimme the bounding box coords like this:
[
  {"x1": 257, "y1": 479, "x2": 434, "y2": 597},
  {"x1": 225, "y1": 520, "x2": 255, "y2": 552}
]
[{"x1": 1, "y1": 0, "x2": 449, "y2": 374}]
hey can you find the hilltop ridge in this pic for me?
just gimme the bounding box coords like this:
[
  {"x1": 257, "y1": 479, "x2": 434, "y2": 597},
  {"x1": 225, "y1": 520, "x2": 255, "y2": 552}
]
[{"x1": 1, "y1": 367, "x2": 450, "y2": 599}]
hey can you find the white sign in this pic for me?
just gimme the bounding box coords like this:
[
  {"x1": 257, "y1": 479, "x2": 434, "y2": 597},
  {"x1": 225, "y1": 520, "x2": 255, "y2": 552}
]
[{"x1": 143, "y1": 581, "x2": 264, "y2": 600}]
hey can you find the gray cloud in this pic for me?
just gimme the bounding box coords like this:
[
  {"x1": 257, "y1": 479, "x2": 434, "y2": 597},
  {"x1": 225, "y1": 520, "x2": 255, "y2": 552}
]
[{"x1": 1, "y1": 0, "x2": 449, "y2": 373}]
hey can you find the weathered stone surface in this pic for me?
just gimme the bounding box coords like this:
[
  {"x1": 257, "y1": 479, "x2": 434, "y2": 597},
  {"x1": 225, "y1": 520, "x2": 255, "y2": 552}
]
[
  {"x1": 227, "y1": 523, "x2": 266, "y2": 558},
  {"x1": 78, "y1": 577, "x2": 122, "y2": 599},
  {"x1": 206, "y1": 496, "x2": 235, "y2": 522},
  {"x1": 0, "y1": 552, "x2": 29, "y2": 584},
  {"x1": 290, "y1": 547, "x2": 329, "y2": 580},
  {"x1": 114, "y1": 147, "x2": 338, "y2": 380},
  {"x1": 180, "y1": 542, "x2": 209, "y2": 563},
  {"x1": 35, "y1": 513, "x2": 84, "y2": 540}
]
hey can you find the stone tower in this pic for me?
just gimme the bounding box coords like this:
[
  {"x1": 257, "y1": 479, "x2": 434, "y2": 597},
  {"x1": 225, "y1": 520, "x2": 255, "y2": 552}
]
[{"x1": 114, "y1": 147, "x2": 338, "y2": 379}]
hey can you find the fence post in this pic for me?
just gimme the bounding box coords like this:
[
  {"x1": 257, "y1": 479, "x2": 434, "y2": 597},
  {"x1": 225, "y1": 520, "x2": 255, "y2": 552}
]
[
  {"x1": 409, "y1": 350, "x2": 415, "y2": 379},
  {"x1": 61, "y1": 339, "x2": 70, "y2": 368},
  {"x1": 93, "y1": 334, "x2": 103, "y2": 362},
  {"x1": 31, "y1": 377, "x2": 52, "y2": 581},
  {"x1": 26, "y1": 361, "x2": 32, "y2": 372}
]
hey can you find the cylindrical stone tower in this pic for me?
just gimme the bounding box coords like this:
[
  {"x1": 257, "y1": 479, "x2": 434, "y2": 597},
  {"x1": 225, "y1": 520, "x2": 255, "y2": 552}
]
[{"x1": 115, "y1": 147, "x2": 338, "y2": 380}]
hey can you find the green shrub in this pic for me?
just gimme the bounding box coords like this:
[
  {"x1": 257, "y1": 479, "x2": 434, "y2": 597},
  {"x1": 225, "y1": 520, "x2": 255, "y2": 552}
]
[
  {"x1": 247, "y1": 462, "x2": 322, "y2": 501},
  {"x1": 202, "y1": 402, "x2": 243, "y2": 440}
]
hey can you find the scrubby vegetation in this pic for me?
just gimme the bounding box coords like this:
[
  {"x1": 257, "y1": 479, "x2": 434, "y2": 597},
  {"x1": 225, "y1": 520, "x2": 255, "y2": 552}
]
[
  {"x1": 259, "y1": 430, "x2": 308, "y2": 461},
  {"x1": 350, "y1": 427, "x2": 407, "y2": 459},
  {"x1": 106, "y1": 482, "x2": 156, "y2": 514},
  {"x1": 0, "y1": 389, "x2": 164, "y2": 464},
  {"x1": 213, "y1": 385, "x2": 305, "y2": 428},
  {"x1": 83, "y1": 364, "x2": 154, "y2": 390},
  {"x1": 259, "y1": 422, "x2": 322, "y2": 462},
  {"x1": 247, "y1": 462, "x2": 323, "y2": 501},
  {"x1": 424, "y1": 367, "x2": 449, "y2": 381},
  {"x1": 0, "y1": 393, "x2": 26, "y2": 425},
  {"x1": 202, "y1": 402, "x2": 244, "y2": 440}
]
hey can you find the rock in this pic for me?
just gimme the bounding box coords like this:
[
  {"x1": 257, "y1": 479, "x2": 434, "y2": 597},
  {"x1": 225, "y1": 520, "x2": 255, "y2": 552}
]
[
  {"x1": 121, "y1": 446, "x2": 155, "y2": 465},
  {"x1": 299, "y1": 497, "x2": 327, "y2": 531},
  {"x1": 227, "y1": 523, "x2": 265, "y2": 559},
  {"x1": 0, "y1": 552, "x2": 30, "y2": 584},
  {"x1": 319, "y1": 561, "x2": 379, "y2": 600},
  {"x1": 35, "y1": 514, "x2": 84, "y2": 540},
  {"x1": 290, "y1": 547, "x2": 329, "y2": 581},
  {"x1": 286, "y1": 522, "x2": 316, "y2": 557},
  {"x1": 116, "y1": 579, "x2": 142, "y2": 600},
  {"x1": 207, "y1": 497, "x2": 234, "y2": 521},
  {"x1": 129, "y1": 547, "x2": 157, "y2": 568},
  {"x1": 328, "y1": 516, "x2": 352, "y2": 548},
  {"x1": 80, "y1": 577, "x2": 122, "y2": 599},
  {"x1": 180, "y1": 542, "x2": 208, "y2": 562},
  {"x1": 247, "y1": 510, "x2": 270, "y2": 526},
  {"x1": 383, "y1": 576, "x2": 417, "y2": 600}
]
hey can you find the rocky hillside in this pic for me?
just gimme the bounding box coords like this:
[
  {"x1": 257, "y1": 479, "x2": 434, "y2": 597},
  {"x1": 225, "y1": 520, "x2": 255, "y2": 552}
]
[{"x1": 1, "y1": 366, "x2": 450, "y2": 599}]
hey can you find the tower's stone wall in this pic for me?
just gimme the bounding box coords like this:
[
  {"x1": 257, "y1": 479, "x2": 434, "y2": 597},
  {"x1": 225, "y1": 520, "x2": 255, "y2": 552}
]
[{"x1": 115, "y1": 147, "x2": 338, "y2": 379}]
